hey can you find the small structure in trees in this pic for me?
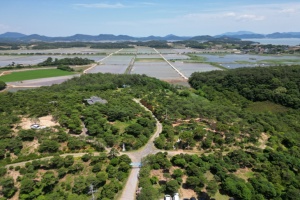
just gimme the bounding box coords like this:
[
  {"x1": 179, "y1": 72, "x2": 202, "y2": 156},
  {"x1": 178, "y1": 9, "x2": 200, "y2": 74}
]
[{"x1": 84, "y1": 96, "x2": 107, "y2": 105}]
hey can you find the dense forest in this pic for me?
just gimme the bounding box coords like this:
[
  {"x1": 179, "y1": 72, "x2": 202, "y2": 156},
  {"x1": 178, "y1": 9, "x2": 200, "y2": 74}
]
[
  {"x1": 189, "y1": 66, "x2": 300, "y2": 109},
  {"x1": 136, "y1": 66, "x2": 300, "y2": 199},
  {"x1": 0, "y1": 66, "x2": 299, "y2": 199}
]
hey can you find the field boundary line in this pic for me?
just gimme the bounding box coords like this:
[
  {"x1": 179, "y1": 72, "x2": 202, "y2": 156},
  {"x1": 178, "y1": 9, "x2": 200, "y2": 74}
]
[{"x1": 153, "y1": 48, "x2": 188, "y2": 80}]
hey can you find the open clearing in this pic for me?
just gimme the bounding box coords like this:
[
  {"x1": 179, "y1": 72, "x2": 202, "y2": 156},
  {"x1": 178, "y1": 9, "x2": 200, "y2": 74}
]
[
  {"x1": 0, "y1": 69, "x2": 76, "y2": 82},
  {"x1": 19, "y1": 115, "x2": 59, "y2": 130}
]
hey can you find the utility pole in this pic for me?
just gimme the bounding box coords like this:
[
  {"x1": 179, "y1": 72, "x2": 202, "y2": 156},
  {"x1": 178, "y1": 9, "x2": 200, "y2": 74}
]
[{"x1": 165, "y1": 108, "x2": 168, "y2": 120}]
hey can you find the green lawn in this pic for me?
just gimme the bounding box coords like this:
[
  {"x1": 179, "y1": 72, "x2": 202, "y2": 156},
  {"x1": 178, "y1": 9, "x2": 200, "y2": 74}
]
[{"x1": 0, "y1": 69, "x2": 75, "y2": 82}]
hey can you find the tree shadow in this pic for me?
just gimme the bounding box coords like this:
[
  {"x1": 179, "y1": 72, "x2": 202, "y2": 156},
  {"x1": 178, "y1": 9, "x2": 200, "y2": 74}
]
[{"x1": 197, "y1": 192, "x2": 210, "y2": 200}]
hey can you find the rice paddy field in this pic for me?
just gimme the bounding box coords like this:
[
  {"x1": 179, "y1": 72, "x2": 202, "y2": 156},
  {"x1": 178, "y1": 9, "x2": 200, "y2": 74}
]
[
  {"x1": 198, "y1": 54, "x2": 300, "y2": 68},
  {"x1": 118, "y1": 48, "x2": 137, "y2": 54},
  {"x1": 164, "y1": 54, "x2": 190, "y2": 60},
  {"x1": 131, "y1": 61, "x2": 182, "y2": 80},
  {"x1": 0, "y1": 48, "x2": 116, "y2": 55},
  {"x1": 136, "y1": 54, "x2": 161, "y2": 59},
  {"x1": 87, "y1": 64, "x2": 128, "y2": 74},
  {"x1": 156, "y1": 49, "x2": 177, "y2": 54},
  {"x1": 0, "y1": 55, "x2": 106, "y2": 67},
  {"x1": 102, "y1": 55, "x2": 134, "y2": 65},
  {"x1": 87, "y1": 55, "x2": 134, "y2": 74},
  {"x1": 137, "y1": 47, "x2": 157, "y2": 54},
  {"x1": 172, "y1": 62, "x2": 221, "y2": 77}
]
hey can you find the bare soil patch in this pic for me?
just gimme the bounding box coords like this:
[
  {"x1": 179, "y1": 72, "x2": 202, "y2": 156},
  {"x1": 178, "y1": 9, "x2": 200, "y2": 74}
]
[
  {"x1": 258, "y1": 132, "x2": 269, "y2": 149},
  {"x1": 234, "y1": 167, "x2": 253, "y2": 181},
  {"x1": 19, "y1": 115, "x2": 59, "y2": 130},
  {"x1": 22, "y1": 138, "x2": 40, "y2": 154}
]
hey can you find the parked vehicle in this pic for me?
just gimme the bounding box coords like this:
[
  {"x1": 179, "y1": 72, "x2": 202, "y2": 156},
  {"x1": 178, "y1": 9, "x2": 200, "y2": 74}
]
[
  {"x1": 164, "y1": 194, "x2": 172, "y2": 200},
  {"x1": 173, "y1": 193, "x2": 180, "y2": 200}
]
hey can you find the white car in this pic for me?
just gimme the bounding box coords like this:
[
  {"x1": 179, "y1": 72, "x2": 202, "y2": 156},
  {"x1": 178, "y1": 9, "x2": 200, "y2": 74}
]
[
  {"x1": 164, "y1": 194, "x2": 172, "y2": 200},
  {"x1": 30, "y1": 124, "x2": 40, "y2": 129},
  {"x1": 173, "y1": 193, "x2": 180, "y2": 200}
]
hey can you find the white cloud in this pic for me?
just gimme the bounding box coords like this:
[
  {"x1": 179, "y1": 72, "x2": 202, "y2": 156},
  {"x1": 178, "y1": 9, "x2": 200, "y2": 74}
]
[
  {"x1": 224, "y1": 12, "x2": 236, "y2": 17},
  {"x1": 236, "y1": 14, "x2": 265, "y2": 21},
  {"x1": 74, "y1": 3, "x2": 125, "y2": 9}
]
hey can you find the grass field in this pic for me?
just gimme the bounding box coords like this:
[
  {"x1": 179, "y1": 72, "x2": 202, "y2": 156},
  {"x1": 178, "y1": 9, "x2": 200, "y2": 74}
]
[
  {"x1": 0, "y1": 69, "x2": 76, "y2": 82},
  {"x1": 246, "y1": 101, "x2": 289, "y2": 113}
]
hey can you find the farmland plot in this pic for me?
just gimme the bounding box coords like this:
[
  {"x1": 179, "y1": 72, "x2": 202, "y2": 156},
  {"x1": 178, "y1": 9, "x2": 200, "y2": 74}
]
[
  {"x1": 164, "y1": 54, "x2": 190, "y2": 60},
  {"x1": 118, "y1": 48, "x2": 137, "y2": 54},
  {"x1": 87, "y1": 64, "x2": 128, "y2": 74},
  {"x1": 0, "y1": 48, "x2": 116, "y2": 55},
  {"x1": 155, "y1": 49, "x2": 177, "y2": 54},
  {"x1": 7, "y1": 74, "x2": 79, "y2": 87},
  {"x1": 87, "y1": 55, "x2": 134, "y2": 74},
  {"x1": 173, "y1": 48, "x2": 199, "y2": 54},
  {"x1": 172, "y1": 62, "x2": 221, "y2": 77},
  {"x1": 131, "y1": 61, "x2": 182, "y2": 80},
  {"x1": 137, "y1": 47, "x2": 157, "y2": 54},
  {"x1": 0, "y1": 55, "x2": 106, "y2": 67},
  {"x1": 136, "y1": 54, "x2": 162, "y2": 59}
]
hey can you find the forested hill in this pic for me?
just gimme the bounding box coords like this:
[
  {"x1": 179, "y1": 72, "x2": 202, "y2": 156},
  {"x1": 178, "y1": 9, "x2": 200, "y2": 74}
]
[{"x1": 189, "y1": 66, "x2": 300, "y2": 109}]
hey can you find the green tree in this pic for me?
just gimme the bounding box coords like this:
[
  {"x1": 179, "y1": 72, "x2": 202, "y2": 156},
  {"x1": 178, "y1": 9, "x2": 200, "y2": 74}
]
[
  {"x1": 39, "y1": 140, "x2": 59, "y2": 153},
  {"x1": 108, "y1": 148, "x2": 119, "y2": 159},
  {"x1": 206, "y1": 180, "x2": 218, "y2": 197},
  {"x1": 96, "y1": 171, "x2": 108, "y2": 186},
  {"x1": 0, "y1": 178, "x2": 17, "y2": 198},
  {"x1": 166, "y1": 180, "x2": 180, "y2": 193},
  {"x1": 125, "y1": 123, "x2": 144, "y2": 137},
  {"x1": 0, "y1": 80, "x2": 6, "y2": 90}
]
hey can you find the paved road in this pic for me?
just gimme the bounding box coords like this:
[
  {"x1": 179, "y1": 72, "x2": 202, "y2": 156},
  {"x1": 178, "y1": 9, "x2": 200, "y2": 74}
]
[{"x1": 119, "y1": 99, "x2": 162, "y2": 200}]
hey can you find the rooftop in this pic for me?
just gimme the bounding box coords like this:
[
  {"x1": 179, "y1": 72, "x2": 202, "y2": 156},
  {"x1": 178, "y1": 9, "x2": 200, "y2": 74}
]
[{"x1": 84, "y1": 96, "x2": 107, "y2": 105}]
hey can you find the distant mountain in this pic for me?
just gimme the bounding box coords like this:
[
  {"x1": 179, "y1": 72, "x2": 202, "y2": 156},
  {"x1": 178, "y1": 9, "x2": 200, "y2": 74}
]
[
  {"x1": 189, "y1": 35, "x2": 214, "y2": 41},
  {"x1": 0, "y1": 32, "x2": 27, "y2": 38},
  {"x1": 0, "y1": 32, "x2": 300, "y2": 42},
  {"x1": 189, "y1": 35, "x2": 241, "y2": 42},
  {"x1": 218, "y1": 31, "x2": 257, "y2": 36},
  {"x1": 0, "y1": 32, "x2": 190, "y2": 42},
  {"x1": 220, "y1": 32, "x2": 300, "y2": 39},
  {"x1": 266, "y1": 32, "x2": 300, "y2": 38}
]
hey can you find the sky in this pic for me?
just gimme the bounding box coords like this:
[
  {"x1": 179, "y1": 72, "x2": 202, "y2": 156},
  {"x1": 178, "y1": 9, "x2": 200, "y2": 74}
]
[{"x1": 1, "y1": 0, "x2": 300, "y2": 36}]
